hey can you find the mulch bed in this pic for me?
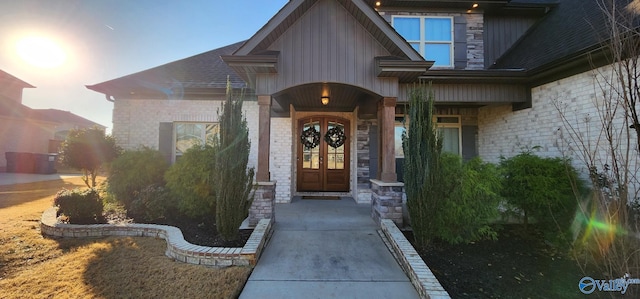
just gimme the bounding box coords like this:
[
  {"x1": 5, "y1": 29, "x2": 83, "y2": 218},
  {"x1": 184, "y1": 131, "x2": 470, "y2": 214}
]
[
  {"x1": 152, "y1": 216, "x2": 252, "y2": 248},
  {"x1": 406, "y1": 225, "x2": 598, "y2": 299},
  {"x1": 104, "y1": 211, "x2": 252, "y2": 248}
]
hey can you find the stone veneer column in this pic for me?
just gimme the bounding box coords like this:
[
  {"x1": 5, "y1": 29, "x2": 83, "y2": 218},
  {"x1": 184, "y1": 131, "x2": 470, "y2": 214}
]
[
  {"x1": 370, "y1": 179, "x2": 404, "y2": 226},
  {"x1": 249, "y1": 181, "x2": 276, "y2": 227}
]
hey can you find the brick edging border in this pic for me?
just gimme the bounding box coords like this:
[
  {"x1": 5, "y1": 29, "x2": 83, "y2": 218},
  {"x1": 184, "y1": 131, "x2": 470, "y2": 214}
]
[
  {"x1": 40, "y1": 207, "x2": 272, "y2": 267},
  {"x1": 380, "y1": 219, "x2": 451, "y2": 299}
]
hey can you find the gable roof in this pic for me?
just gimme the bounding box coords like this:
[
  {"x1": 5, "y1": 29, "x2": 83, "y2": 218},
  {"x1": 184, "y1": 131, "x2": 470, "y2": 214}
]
[
  {"x1": 234, "y1": 0, "x2": 423, "y2": 61},
  {"x1": 0, "y1": 101, "x2": 103, "y2": 128},
  {"x1": 33, "y1": 109, "x2": 105, "y2": 128},
  {"x1": 492, "y1": 0, "x2": 614, "y2": 72},
  {"x1": 86, "y1": 41, "x2": 246, "y2": 98},
  {"x1": 0, "y1": 69, "x2": 35, "y2": 89}
]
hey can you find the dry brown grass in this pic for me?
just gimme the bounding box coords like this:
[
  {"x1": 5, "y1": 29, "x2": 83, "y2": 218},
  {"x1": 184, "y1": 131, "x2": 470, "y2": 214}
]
[{"x1": 0, "y1": 177, "x2": 251, "y2": 299}]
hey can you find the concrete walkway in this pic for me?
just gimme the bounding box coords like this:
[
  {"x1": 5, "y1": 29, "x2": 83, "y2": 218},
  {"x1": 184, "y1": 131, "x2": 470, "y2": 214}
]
[
  {"x1": 239, "y1": 197, "x2": 419, "y2": 299},
  {"x1": 0, "y1": 173, "x2": 82, "y2": 186}
]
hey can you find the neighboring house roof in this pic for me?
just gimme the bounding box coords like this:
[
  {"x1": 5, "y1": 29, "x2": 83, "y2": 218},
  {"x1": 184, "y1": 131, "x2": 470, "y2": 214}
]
[
  {"x1": 0, "y1": 101, "x2": 104, "y2": 127},
  {"x1": 0, "y1": 69, "x2": 35, "y2": 89},
  {"x1": 32, "y1": 109, "x2": 105, "y2": 129},
  {"x1": 86, "y1": 41, "x2": 246, "y2": 97},
  {"x1": 0, "y1": 101, "x2": 33, "y2": 118}
]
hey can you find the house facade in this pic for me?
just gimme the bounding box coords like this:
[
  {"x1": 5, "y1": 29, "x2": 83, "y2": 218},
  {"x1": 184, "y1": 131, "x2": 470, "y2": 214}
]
[
  {"x1": 87, "y1": 0, "x2": 639, "y2": 225},
  {"x1": 1, "y1": 70, "x2": 106, "y2": 172}
]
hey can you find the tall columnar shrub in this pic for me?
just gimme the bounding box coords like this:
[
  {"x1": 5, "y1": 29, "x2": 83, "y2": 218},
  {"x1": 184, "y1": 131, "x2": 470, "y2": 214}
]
[
  {"x1": 59, "y1": 127, "x2": 121, "y2": 188},
  {"x1": 215, "y1": 81, "x2": 255, "y2": 241},
  {"x1": 500, "y1": 150, "x2": 584, "y2": 244},
  {"x1": 107, "y1": 147, "x2": 169, "y2": 210},
  {"x1": 165, "y1": 144, "x2": 218, "y2": 219},
  {"x1": 403, "y1": 84, "x2": 444, "y2": 247}
]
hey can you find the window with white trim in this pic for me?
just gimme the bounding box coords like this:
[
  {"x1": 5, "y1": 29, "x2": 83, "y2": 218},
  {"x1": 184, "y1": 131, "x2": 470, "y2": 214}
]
[
  {"x1": 174, "y1": 122, "x2": 218, "y2": 160},
  {"x1": 392, "y1": 16, "x2": 454, "y2": 67},
  {"x1": 393, "y1": 115, "x2": 462, "y2": 158},
  {"x1": 434, "y1": 115, "x2": 462, "y2": 155}
]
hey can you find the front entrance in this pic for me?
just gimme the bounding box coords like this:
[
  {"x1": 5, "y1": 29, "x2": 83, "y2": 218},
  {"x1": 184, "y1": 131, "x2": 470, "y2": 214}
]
[{"x1": 297, "y1": 116, "x2": 350, "y2": 192}]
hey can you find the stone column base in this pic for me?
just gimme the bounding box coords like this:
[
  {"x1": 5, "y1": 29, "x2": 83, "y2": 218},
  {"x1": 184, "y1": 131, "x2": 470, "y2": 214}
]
[
  {"x1": 370, "y1": 179, "x2": 404, "y2": 226},
  {"x1": 249, "y1": 181, "x2": 276, "y2": 227}
]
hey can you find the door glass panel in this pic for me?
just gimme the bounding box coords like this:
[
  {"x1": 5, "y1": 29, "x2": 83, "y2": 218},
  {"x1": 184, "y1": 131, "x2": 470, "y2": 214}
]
[
  {"x1": 302, "y1": 121, "x2": 320, "y2": 169},
  {"x1": 326, "y1": 122, "x2": 345, "y2": 170}
]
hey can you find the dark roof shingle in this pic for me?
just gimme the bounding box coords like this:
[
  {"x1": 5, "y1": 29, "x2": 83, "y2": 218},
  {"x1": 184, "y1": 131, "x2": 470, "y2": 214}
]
[
  {"x1": 87, "y1": 41, "x2": 246, "y2": 96},
  {"x1": 493, "y1": 0, "x2": 624, "y2": 71}
]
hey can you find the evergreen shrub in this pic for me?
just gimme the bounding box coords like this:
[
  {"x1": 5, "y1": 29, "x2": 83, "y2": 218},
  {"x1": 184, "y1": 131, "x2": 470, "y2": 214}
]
[
  {"x1": 54, "y1": 188, "x2": 103, "y2": 224},
  {"x1": 500, "y1": 150, "x2": 584, "y2": 244},
  {"x1": 165, "y1": 144, "x2": 218, "y2": 219},
  {"x1": 108, "y1": 147, "x2": 169, "y2": 210}
]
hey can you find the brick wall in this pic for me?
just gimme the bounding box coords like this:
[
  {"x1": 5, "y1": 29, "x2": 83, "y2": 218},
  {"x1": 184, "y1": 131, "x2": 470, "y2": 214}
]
[
  {"x1": 478, "y1": 65, "x2": 639, "y2": 195},
  {"x1": 270, "y1": 117, "x2": 292, "y2": 203},
  {"x1": 112, "y1": 98, "x2": 259, "y2": 169}
]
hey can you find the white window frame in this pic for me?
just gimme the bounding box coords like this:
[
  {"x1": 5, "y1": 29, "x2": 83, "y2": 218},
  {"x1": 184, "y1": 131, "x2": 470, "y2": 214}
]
[
  {"x1": 392, "y1": 15, "x2": 454, "y2": 68},
  {"x1": 173, "y1": 122, "x2": 218, "y2": 162},
  {"x1": 434, "y1": 115, "x2": 462, "y2": 155}
]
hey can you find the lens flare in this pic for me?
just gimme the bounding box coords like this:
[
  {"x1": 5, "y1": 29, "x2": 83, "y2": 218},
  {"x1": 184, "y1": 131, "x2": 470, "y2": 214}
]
[{"x1": 573, "y1": 205, "x2": 627, "y2": 257}]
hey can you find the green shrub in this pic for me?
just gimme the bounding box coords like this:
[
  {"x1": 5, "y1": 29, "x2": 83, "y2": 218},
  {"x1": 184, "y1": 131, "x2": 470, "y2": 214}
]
[
  {"x1": 500, "y1": 151, "x2": 585, "y2": 244},
  {"x1": 54, "y1": 188, "x2": 103, "y2": 224},
  {"x1": 435, "y1": 153, "x2": 502, "y2": 244},
  {"x1": 165, "y1": 144, "x2": 217, "y2": 219},
  {"x1": 108, "y1": 147, "x2": 169, "y2": 210},
  {"x1": 129, "y1": 184, "x2": 176, "y2": 222},
  {"x1": 403, "y1": 84, "x2": 502, "y2": 246}
]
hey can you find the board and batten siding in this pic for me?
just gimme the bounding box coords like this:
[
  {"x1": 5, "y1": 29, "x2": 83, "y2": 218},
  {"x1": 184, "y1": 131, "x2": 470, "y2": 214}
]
[
  {"x1": 398, "y1": 83, "x2": 528, "y2": 103},
  {"x1": 255, "y1": 0, "x2": 399, "y2": 98},
  {"x1": 484, "y1": 15, "x2": 539, "y2": 68}
]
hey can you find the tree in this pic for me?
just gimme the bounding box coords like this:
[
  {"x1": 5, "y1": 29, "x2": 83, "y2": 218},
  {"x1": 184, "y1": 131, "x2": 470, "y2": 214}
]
[
  {"x1": 215, "y1": 79, "x2": 255, "y2": 241},
  {"x1": 59, "y1": 127, "x2": 120, "y2": 188},
  {"x1": 552, "y1": 0, "x2": 640, "y2": 289}
]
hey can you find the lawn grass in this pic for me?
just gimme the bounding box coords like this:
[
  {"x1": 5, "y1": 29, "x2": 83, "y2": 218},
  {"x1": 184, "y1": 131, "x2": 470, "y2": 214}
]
[{"x1": 0, "y1": 177, "x2": 251, "y2": 299}]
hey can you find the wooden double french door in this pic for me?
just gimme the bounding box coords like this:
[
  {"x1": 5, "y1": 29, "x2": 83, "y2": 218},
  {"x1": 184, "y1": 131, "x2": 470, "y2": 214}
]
[{"x1": 297, "y1": 116, "x2": 350, "y2": 192}]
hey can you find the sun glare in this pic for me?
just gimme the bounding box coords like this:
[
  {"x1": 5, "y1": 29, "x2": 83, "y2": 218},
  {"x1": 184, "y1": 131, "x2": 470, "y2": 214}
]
[{"x1": 16, "y1": 36, "x2": 67, "y2": 69}]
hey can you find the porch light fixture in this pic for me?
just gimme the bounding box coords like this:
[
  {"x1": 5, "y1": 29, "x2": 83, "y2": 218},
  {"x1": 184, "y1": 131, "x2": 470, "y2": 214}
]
[
  {"x1": 321, "y1": 96, "x2": 330, "y2": 105},
  {"x1": 472, "y1": 3, "x2": 479, "y2": 8}
]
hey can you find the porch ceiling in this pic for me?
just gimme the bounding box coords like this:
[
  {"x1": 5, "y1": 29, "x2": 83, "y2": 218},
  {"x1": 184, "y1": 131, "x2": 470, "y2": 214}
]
[{"x1": 271, "y1": 83, "x2": 381, "y2": 113}]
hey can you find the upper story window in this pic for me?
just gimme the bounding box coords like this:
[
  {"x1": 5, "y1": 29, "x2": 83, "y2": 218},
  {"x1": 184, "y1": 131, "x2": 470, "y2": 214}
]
[
  {"x1": 392, "y1": 16, "x2": 454, "y2": 67},
  {"x1": 174, "y1": 122, "x2": 218, "y2": 160}
]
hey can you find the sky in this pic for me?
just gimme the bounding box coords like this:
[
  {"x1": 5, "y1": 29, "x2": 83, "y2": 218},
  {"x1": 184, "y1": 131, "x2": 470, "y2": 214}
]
[{"x1": 0, "y1": 0, "x2": 289, "y2": 133}]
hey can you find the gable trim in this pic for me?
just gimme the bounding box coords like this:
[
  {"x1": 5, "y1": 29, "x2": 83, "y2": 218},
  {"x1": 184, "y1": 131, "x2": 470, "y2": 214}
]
[{"x1": 234, "y1": 0, "x2": 424, "y2": 61}]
